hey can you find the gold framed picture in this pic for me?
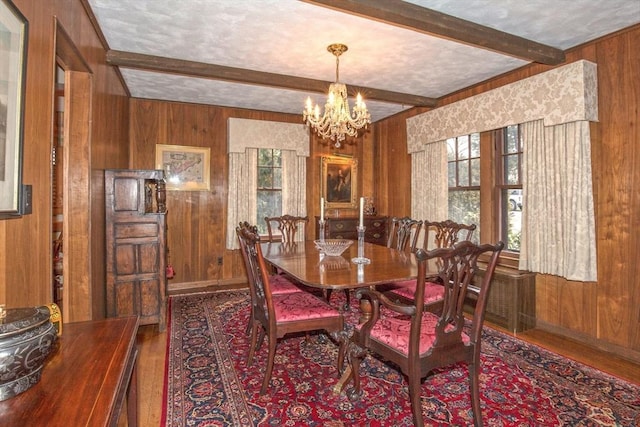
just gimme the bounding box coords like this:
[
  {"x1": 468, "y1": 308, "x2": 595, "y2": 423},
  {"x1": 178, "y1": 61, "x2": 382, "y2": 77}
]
[
  {"x1": 321, "y1": 155, "x2": 358, "y2": 209},
  {"x1": 0, "y1": 0, "x2": 28, "y2": 218},
  {"x1": 155, "y1": 144, "x2": 211, "y2": 191}
]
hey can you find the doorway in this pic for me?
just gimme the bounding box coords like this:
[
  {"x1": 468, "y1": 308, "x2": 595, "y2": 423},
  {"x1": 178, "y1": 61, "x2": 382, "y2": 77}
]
[{"x1": 53, "y1": 21, "x2": 93, "y2": 322}]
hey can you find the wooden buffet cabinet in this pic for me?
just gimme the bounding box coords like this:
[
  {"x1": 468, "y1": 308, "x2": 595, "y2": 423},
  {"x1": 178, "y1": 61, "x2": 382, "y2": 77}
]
[
  {"x1": 105, "y1": 169, "x2": 168, "y2": 331},
  {"x1": 315, "y1": 215, "x2": 389, "y2": 246},
  {"x1": 0, "y1": 317, "x2": 139, "y2": 427}
]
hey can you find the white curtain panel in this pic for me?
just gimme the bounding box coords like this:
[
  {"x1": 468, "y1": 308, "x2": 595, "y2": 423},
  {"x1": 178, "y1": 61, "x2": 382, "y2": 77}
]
[
  {"x1": 282, "y1": 150, "x2": 307, "y2": 242},
  {"x1": 520, "y1": 120, "x2": 597, "y2": 281},
  {"x1": 225, "y1": 148, "x2": 258, "y2": 250},
  {"x1": 411, "y1": 141, "x2": 448, "y2": 249},
  {"x1": 411, "y1": 140, "x2": 448, "y2": 222}
]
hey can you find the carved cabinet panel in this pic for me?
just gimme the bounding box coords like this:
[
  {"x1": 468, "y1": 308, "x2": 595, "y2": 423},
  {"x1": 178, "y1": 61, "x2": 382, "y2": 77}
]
[{"x1": 105, "y1": 169, "x2": 167, "y2": 330}]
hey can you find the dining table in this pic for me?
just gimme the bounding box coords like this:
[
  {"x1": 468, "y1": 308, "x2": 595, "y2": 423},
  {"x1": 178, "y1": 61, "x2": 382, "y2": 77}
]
[
  {"x1": 261, "y1": 240, "x2": 419, "y2": 293},
  {"x1": 261, "y1": 239, "x2": 431, "y2": 393}
]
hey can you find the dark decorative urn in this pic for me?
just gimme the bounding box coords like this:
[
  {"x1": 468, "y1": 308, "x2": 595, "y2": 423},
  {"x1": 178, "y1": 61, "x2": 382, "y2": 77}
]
[{"x1": 0, "y1": 306, "x2": 58, "y2": 401}]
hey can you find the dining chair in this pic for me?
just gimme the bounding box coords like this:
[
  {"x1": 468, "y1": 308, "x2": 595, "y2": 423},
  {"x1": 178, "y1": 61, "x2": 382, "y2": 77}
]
[
  {"x1": 264, "y1": 214, "x2": 309, "y2": 243},
  {"x1": 238, "y1": 224, "x2": 345, "y2": 394},
  {"x1": 237, "y1": 222, "x2": 303, "y2": 334},
  {"x1": 388, "y1": 219, "x2": 477, "y2": 307},
  {"x1": 386, "y1": 216, "x2": 423, "y2": 252},
  {"x1": 345, "y1": 240, "x2": 504, "y2": 427}
]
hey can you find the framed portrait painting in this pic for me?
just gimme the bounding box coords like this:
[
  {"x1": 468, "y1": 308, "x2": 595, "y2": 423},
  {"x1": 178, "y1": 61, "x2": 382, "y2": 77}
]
[
  {"x1": 0, "y1": 0, "x2": 28, "y2": 218},
  {"x1": 155, "y1": 144, "x2": 211, "y2": 191},
  {"x1": 321, "y1": 155, "x2": 358, "y2": 209}
]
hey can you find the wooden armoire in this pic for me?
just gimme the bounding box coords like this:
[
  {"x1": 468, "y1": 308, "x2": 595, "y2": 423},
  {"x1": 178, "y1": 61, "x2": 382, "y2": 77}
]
[{"x1": 105, "y1": 169, "x2": 168, "y2": 331}]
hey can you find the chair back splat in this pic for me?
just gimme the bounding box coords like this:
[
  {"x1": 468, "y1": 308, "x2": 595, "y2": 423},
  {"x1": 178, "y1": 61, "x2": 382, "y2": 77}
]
[
  {"x1": 345, "y1": 240, "x2": 504, "y2": 427},
  {"x1": 264, "y1": 214, "x2": 309, "y2": 243},
  {"x1": 387, "y1": 216, "x2": 423, "y2": 252},
  {"x1": 420, "y1": 219, "x2": 476, "y2": 251}
]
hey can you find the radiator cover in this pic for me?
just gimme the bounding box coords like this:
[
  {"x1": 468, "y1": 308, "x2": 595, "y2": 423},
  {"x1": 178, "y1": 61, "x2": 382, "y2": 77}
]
[{"x1": 469, "y1": 265, "x2": 536, "y2": 333}]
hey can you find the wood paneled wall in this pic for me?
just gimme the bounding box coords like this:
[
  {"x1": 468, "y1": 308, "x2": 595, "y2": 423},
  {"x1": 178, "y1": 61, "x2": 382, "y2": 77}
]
[
  {"x1": 2, "y1": 0, "x2": 636, "y2": 363},
  {"x1": 0, "y1": 0, "x2": 129, "y2": 319},
  {"x1": 129, "y1": 100, "x2": 375, "y2": 291},
  {"x1": 373, "y1": 25, "x2": 640, "y2": 361}
]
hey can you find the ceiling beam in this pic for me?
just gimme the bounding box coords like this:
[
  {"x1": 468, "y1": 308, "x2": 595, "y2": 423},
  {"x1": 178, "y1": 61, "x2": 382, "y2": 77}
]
[
  {"x1": 303, "y1": 0, "x2": 566, "y2": 65},
  {"x1": 106, "y1": 50, "x2": 437, "y2": 107}
]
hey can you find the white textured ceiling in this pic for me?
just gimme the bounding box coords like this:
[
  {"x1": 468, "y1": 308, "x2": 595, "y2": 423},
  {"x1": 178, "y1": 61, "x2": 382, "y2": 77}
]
[{"x1": 88, "y1": 0, "x2": 640, "y2": 122}]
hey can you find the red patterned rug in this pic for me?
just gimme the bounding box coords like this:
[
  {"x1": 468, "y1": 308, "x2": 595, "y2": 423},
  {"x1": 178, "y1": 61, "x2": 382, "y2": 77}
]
[{"x1": 162, "y1": 290, "x2": 639, "y2": 426}]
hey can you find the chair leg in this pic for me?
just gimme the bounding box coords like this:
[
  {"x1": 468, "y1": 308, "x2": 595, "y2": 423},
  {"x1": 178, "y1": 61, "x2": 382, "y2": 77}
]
[
  {"x1": 247, "y1": 323, "x2": 259, "y2": 366},
  {"x1": 408, "y1": 374, "x2": 424, "y2": 427},
  {"x1": 469, "y1": 358, "x2": 483, "y2": 427},
  {"x1": 346, "y1": 346, "x2": 364, "y2": 401},
  {"x1": 260, "y1": 332, "x2": 277, "y2": 394},
  {"x1": 245, "y1": 307, "x2": 254, "y2": 335}
]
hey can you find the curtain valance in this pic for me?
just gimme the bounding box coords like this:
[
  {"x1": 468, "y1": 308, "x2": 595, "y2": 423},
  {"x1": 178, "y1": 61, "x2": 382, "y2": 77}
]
[
  {"x1": 227, "y1": 118, "x2": 309, "y2": 156},
  {"x1": 406, "y1": 60, "x2": 598, "y2": 153}
]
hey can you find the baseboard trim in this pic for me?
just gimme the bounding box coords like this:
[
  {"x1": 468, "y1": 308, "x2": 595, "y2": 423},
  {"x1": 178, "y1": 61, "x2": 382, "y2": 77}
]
[
  {"x1": 535, "y1": 319, "x2": 640, "y2": 365},
  {"x1": 168, "y1": 278, "x2": 247, "y2": 294}
]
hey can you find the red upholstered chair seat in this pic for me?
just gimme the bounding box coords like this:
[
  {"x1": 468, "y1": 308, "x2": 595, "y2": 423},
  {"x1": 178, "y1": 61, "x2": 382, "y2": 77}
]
[
  {"x1": 269, "y1": 274, "x2": 303, "y2": 294},
  {"x1": 273, "y1": 292, "x2": 342, "y2": 322},
  {"x1": 389, "y1": 279, "x2": 444, "y2": 304},
  {"x1": 359, "y1": 311, "x2": 470, "y2": 355}
]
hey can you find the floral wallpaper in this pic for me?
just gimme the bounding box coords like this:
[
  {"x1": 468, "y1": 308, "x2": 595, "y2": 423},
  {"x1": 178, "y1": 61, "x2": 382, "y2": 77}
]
[
  {"x1": 406, "y1": 60, "x2": 598, "y2": 153},
  {"x1": 228, "y1": 118, "x2": 310, "y2": 156}
]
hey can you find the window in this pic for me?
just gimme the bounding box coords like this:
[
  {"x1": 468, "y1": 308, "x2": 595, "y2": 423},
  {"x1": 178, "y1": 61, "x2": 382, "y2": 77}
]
[
  {"x1": 447, "y1": 133, "x2": 480, "y2": 243},
  {"x1": 256, "y1": 148, "x2": 282, "y2": 234},
  {"x1": 495, "y1": 125, "x2": 523, "y2": 252}
]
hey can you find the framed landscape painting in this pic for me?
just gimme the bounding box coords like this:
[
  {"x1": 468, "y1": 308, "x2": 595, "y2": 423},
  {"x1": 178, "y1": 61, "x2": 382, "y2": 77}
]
[
  {"x1": 155, "y1": 144, "x2": 211, "y2": 191},
  {"x1": 321, "y1": 155, "x2": 358, "y2": 209},
  {"x1": 0, "y1": 0, "x2": 28, "y2": 218}
]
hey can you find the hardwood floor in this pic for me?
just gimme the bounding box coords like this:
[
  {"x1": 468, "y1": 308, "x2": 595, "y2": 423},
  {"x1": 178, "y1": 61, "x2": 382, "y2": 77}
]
[{"x1": 135, "y1": 302, "x2": 640, "y2": 426}]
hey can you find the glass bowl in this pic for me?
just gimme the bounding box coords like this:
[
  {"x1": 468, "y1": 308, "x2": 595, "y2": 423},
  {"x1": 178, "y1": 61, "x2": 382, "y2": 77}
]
[{"x1": 314, "y1": 239, "x2": 353, "y2": 256}]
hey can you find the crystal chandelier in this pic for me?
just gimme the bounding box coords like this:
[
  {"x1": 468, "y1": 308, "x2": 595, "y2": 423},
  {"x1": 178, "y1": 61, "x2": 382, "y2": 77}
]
[{"x1": 303, "y1": 43, "x2": 371, "y2": 148}]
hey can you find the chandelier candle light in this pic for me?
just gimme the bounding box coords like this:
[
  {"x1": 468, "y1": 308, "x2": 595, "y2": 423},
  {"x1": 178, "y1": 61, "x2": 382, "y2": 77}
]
[{"x1": 303, "y1": 44, "x2": 371, "y2": 148}]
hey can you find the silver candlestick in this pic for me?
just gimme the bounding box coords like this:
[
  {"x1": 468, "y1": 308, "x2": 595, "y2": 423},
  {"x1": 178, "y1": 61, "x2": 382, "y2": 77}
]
[
  {"x1": 318, "y1": 219, "x2": 326, "y2": 242},
  {"x1": 351, "y1": 225, "x2": 371, "y2": 264}
]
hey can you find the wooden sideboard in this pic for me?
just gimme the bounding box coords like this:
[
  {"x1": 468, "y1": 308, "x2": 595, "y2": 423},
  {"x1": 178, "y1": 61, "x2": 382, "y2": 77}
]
[
  {"x1": 315, "y1": 215, "x2": 389, "y2": 246},
  {"x1": 0, "y1": 316, "x2": 139, "y2": 427}
]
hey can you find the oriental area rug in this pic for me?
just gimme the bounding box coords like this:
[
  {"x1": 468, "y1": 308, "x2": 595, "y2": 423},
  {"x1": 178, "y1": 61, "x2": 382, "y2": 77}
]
[{"x1": 162, "y1": 290, "x2": 639, "y2": 426}]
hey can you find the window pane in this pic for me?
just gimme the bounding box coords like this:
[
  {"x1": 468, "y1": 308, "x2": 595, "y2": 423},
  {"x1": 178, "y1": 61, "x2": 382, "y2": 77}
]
[
  {"x1": 448, "y1": 162, "x2": 456, "y2": 186},
  {"x1": 273, "y1": 168, "x2": 282, "y2": 188},
  {"x1": 273, "y1": 149, "x2": 282, "y2": 167},
  {"x1": 506, "y1": 125, "x2": 519, "y2": 153},
  {"x1": 446, "y1": 138, "x2": 456, "y2": 161},
  {"x1": 258, "y1": 149, "x2": 272, "y2": 166},
  {"x1": 458, "y1": 159, "x2": 469, "y2": 186},
  {"x1": 470, "y1": 158, "x2": 480, "y2": 186},
  {"x1": 470, "y1": 133, "x2": 480, "y2": 157},
  {"x1": 448, "y1": 190, "x2": 480, "y2": 244},
  {"x1": 457, "y1": 135, "x2": 469, "y2": 159},
  {"x1": 258, "y1": 167, "x2": 273, "y2": 188},
  {"x1": 504, "y1": 154, "x2": 519, "y2": 185},
  {"x1": 503, "y1": 189, "x2": 522, "y2": 251},
  {"x1": 256, "y1": 191, "x2": 282, "y2": 234}
]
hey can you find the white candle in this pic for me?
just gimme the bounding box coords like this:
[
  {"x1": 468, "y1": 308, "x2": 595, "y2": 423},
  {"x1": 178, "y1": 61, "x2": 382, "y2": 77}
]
[
  {"x1": 320, "y1": 197, "x2": 325, "y2": 222},
  {"x1": 359, "y1": 197, "x2": 364, "y2": 227}
]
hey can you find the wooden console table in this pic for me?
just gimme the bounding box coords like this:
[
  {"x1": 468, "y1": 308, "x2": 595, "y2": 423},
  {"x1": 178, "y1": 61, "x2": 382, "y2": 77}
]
[{"x1": 0, "y1": 316, "x2": 139, "y2": 427}]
